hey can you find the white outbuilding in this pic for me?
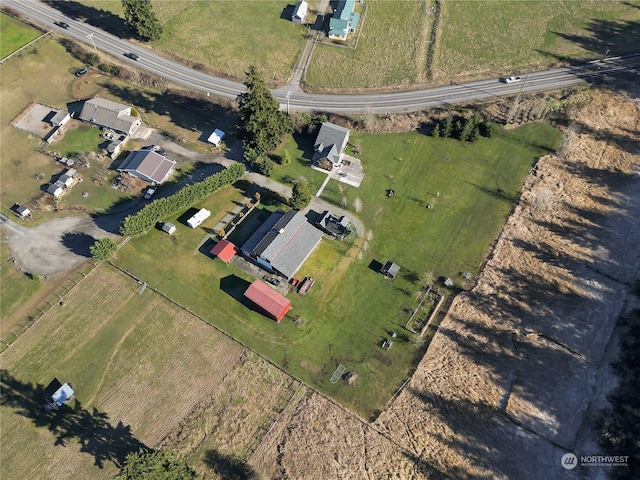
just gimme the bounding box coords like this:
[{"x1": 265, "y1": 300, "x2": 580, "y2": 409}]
[
  {"x1": 187, "y1": 208, "x2": 211, "y2": 229},
  {"x1": 207, "y1": 129, "x2": 226, "y2": 147}
]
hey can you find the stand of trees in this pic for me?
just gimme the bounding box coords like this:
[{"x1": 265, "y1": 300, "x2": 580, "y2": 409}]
[
  {"x1": 122, "y1": 0, "x2": 163, "y2": 41},
  {"x1": 90, "y1": 237, "x2": 118, "y2": 260},
  {"x1": 237, "y1": 66, "x2": 292, "y2": 176},
  {"x1": 120, "y1": 163, "x2": 245, "y2": 236},
  {"x1": 118, "y1": 449, "x2": 197, "y2": 480},
  {"x1": 432, "y1": 113, "x2": 494, "y2": 141}
]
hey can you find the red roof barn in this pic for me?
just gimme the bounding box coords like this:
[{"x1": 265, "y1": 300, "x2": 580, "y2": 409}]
[
  {"x1": 210, "y1": 239, "x2": 236, "y2": 263},
  {"x1": 244, "y1": 280, "x2": 291, "y2": 322}
]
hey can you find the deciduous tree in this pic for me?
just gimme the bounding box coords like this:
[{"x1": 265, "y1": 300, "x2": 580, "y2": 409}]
[
  {"x1": 290, "y1": 178, "x2": 311, "y2": 209},
  {"x1": 118, "y1": 449, "x2": 198, "y2": 480}
]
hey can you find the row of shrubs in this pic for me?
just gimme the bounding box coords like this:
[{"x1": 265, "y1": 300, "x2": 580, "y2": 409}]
[{"x1": 120, "y1": 163, "x2": 245, "y2": 236}]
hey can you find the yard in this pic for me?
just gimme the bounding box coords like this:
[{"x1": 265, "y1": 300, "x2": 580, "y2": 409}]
[
  {"x1": 114, "y1": 121, "x2": 562, "y2": 417},
  {"x1": 0, "y1": 263, "x2": 298, "y2": 479},
  {"x1": 0, "y1": 12, "x2": 41, "y2": 58}
]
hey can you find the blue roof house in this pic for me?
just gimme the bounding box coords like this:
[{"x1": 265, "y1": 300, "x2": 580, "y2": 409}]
[{"x1": 329, "y1": 0, "x2": 360, "y2": 40}]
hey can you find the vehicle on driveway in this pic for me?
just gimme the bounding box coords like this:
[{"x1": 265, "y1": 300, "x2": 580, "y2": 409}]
[
  {"x1": 501, "y1": 76, "x2": 522, "y2": 84},
  {"x1": 75, "y1": 67, "x2": 88, "y2": 77},
  {"x1": 144, "y1": 187, "x2": 156, "y2": 200}
]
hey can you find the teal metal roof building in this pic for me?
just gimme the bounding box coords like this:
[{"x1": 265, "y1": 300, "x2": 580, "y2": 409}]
[{"x1": 329, "y1": 0, "x2": 360, "y2": 40}]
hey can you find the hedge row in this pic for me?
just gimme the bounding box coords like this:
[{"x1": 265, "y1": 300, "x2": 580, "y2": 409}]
[{"x1": 120, "y1": 162, "x2": 245, "y2": 236}]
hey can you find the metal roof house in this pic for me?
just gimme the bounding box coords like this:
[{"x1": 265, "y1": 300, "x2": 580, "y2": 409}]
[
  {"x1": 117, "y1": 150, "x2": 176, "y2": 184},
  {"x1": 329, "y1": 0, "x2": 360, "y2": 40},
  {"x1": 47, "y1": 181, "x2": 65, "y2": 198},
  {"x1": 78, "y1": 97, "x2": 141, "y2": 135},
  {"x1": 292, "y1": 0, "x2": 308, "y2": 23},
  {"x1": 244, "y1": 280, "x2": 291, "y2": 322},
  {"x1": 240, "y1": 209, "x2": 323, "y2": 279},
  {"x1": 313, "y1": 122, "x2": 350, "y2": 169}
]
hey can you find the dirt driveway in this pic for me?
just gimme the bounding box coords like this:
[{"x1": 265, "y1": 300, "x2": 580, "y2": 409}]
[{"x1": 1, "y1": 215, "x2": 113, "y2": 278}]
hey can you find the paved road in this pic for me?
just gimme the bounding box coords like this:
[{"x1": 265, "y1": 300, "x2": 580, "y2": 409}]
[{"x1": 6, "y1": 0, "x2": 640, "y2": 114}]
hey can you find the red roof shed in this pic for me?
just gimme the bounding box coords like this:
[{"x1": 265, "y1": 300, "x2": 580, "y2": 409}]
[
  {"x1": 244, "y1": 280, "x2": 291, "y2": 322},
  {"x1": 210, "y1": 239, "x2": 236, "y2": 263}
]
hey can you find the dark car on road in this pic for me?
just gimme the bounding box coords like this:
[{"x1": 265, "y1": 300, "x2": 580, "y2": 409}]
[
  {"x1": 124, "y1": 52, "x2": 139, "y2": 61},
  {"x1": 56, "y1": 21, "x2": 70, "y2": 29}
]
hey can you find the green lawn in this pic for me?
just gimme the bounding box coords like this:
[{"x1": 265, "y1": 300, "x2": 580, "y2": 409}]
[
  {"x1": 0, "y1": 13, "x2": 41, "y2": 58},
  {"x1": 50, "y1": 124, "x2": 102, "y2": 157},
  {"x1": 434, "y1": 0, "x2": 640, "y2": 81},
  {"x1": 114, "y1": 122, "x2": 562, "y2": 417}
]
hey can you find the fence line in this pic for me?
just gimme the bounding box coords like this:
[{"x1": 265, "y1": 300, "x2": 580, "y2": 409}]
[{"x1": 0, "y1": 31, "x2": 51, "y2": 65}]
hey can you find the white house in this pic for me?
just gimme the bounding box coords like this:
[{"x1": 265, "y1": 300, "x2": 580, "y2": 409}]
[
  {"x1": 187, "y1": 208, "x2": 211, "y2": 229},
  {"x1": 292, "y1": 1, "x2": 308, "y2": 24},
  {"x1": 207, "y1": 129, "x2": 226, "y2": 147}
]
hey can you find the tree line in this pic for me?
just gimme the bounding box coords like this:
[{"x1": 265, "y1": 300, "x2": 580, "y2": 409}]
[
  {"x1": 120, "y1": 163, "x2": 245, "y2": 236},
  {"x1": 432, "y1": 113, "x2": 495, "y2": 142}
]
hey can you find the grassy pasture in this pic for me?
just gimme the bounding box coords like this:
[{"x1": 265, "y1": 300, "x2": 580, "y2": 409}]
[
  {"x1": 433, "y1": 0, "x2": 640, "y2": 81},
  {"x1": 305, "y1": 0, "x2": 431, "y2": 90},
  {"x1": 0, "y1": 12, "x2": 41, "y2": 58},
  {"x1": 0, "y1": 38, "x2": 84, "y2": 209},
  {"x1": 114, "y1": 122, "x2": 562, "y2": 417},
  {"x1": 1, "y1": 263, "x2": 290, "y2": 479}
]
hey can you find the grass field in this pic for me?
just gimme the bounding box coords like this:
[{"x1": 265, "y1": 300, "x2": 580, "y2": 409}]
[
  {"x1": 305, "y1": 0, "x2": 431, "y2": 89},
  {"x1": 0, "y1": 12, "x2": 41, "y2": 58},
  {"x1": 0, "y1": 37, "x2": 83, "y2": 209},
  {"x1": 1, "y1": 263, "x2": 289, "y2": 479},
  {"x1": 114, "y1": 122, "x2": 562, "y2": 417},
  {"x1": 76, "y1": 0, "x2": 307, "y2": 84},
  {"x1": 433, "y1": 0, "x2": 640, "y2": 81}
]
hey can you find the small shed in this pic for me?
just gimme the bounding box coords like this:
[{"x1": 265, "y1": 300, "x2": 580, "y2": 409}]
[
  {"x1": 43, "y1": 378, "x2": 74, "y2": 411},
  {"x1": 187, "y1": 208, "x2": 211, "y2": 228},
  {"x1": 207, "y1": 129, "x2": 226, "y2": 147},
  {"x1": 210, "y1": 239, "x2": 236, "y2": 263},
  {"x1": 51, "y1": 111, "x2": 71, "y2": 127},
  {"x1": 292, "y1": 0, "x2": 308, "y2": 23},
  {"x1": 244, "y1": 280, "x2": 291, "y2": 322},
  {"x1": 15, "y1": 204, "x2": 31, "y2": 218},
  {"x1": 380, "y1": 261, "x2": 400, "y2": 279},
  {"x1": 162, "y1": 222, "x2": 176, "y2": 235}
]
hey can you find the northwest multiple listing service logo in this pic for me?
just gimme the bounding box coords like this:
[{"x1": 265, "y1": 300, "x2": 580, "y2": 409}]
[{"x1": 561, "y1": 452, "x2": 629, "y2": 470}]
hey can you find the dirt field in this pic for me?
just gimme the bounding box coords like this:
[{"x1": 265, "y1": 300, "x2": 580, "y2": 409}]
[{"x1": 247, "y1": 88, "x2": 640, "y2": 478}]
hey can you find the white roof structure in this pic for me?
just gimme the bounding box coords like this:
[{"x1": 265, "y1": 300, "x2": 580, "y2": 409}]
[
  {"x1": 207, "y1": 129, "x2": 226, "y2": 146},
  {"x1": 51, "y1": 383, "x2": 74, "y2": 406},
  {"x1": 187, "y1": 208, "x2": 211, "y2": 228},
  {"x1": 292, "y1": 1, "x2": 308, "y2": 23},
  {"x1": 118, "y1": 150, "x2": 176, "y2": 184}
]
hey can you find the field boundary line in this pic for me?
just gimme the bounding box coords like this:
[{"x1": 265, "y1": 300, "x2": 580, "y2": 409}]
[
  {"x1": 0, "y1": 261, "x2": 98, "y2": 351},
  {"x1": 0, "y1": 30, "x2": 51, "y2": 65},
  {"x1": 107, "y1": 262, "x2": 427, "y2": 459}
]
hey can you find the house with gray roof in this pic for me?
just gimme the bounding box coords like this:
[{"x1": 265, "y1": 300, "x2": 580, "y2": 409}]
[
  {"x1": 117, "y1": 150, "x2": 176, "y2": 184},
  {"x1": 313, "y1": 122, "x2": 350, "y2": 170},
  {"x1": 240, "y1": 210, "x2": 323, "y2": 279},
  {"x1": 78, "y1": 97, "x2": 141, "y2": 135},
  {"x1": 315, "y1": 210, "x2": 351, "y2": 239},
  {"x1": 329, "y1": 0, "x2": 360, "y2": 40}
]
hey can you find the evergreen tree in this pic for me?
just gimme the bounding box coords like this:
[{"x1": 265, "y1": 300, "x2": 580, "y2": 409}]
[
  {"x1": 432, "y1": 123, "x2": 441, "y2": 138},
  {"x1": 290, "y1": 178, "x2": 311, "y2": 209},
  {"x1": 118, "y1": 449, "x2": 198, "y2": 480},
  {"x1": 122, "y1": 0, "x2": 163, "y2": 41},
  {"x1": 237, "y1": 66, "x2": 292, "y2": 160},
  {"x1": 443, "y1": 114, "x2": 453, "y2": 138},
  {"x1": 89, "y1": 237, "x2": 118, "y2": 261}
]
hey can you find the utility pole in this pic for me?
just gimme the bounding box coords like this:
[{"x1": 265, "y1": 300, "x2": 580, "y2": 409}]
[{"x1": 86, "y1": 33, "x2": 97, "y2": 54}]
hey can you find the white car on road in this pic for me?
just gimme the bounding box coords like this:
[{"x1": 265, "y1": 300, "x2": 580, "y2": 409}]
[{"x1": 502, "y1": 76, "x2": 522, "y2": 84}]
